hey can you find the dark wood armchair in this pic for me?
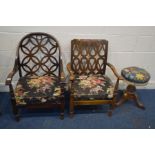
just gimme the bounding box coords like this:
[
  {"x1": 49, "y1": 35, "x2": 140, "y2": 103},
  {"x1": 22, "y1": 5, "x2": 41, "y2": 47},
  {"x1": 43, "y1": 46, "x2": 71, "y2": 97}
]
[
  {"x1": 67, "y1": 39, "x2": 122, "y2": 117},
  {"x1": 6, "y1": 32, "x2": 65, "y2": 121}
]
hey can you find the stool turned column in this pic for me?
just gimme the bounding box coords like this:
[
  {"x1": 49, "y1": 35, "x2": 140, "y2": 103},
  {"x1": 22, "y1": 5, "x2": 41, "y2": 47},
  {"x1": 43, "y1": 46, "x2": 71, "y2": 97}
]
[{"x1": 116, "y1": 67, "x2": 150, "y2": 109}]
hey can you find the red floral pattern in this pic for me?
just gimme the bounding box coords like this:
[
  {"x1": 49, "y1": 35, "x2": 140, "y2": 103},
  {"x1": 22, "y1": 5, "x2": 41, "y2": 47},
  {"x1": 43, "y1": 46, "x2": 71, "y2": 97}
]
[
  {"x1": 72, "y1": 75, "x2": 114, "y2": 100},
  {"x1": 15, "y1": 76, "x2": 62, "y2": 105}
]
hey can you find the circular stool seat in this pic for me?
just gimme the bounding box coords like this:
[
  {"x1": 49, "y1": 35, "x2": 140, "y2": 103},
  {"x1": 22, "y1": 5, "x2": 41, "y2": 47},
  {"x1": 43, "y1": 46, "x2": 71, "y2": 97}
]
[
  {"x1": 121, "y1": 67, "x2": 150, "y2": 84},
  {"x1": 116, "y1": 66, "x2": 150, "y2": 110}
]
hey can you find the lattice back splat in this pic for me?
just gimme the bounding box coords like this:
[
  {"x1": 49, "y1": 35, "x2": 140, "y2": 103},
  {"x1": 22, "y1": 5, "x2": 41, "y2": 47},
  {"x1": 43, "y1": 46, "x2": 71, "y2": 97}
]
[
  {"x1": 71, "y1": 39, "x2": 108, "y2": 75},
  {"x1": 17, "y1": 33, "x2": 61, "y2": 77}
]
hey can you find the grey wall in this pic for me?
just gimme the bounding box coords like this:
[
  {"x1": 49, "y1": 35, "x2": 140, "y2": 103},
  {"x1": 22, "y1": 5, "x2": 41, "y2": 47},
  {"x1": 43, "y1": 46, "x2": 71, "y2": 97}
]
[{"x1": 0, "y1": 26, "x2": 155, "y2": 91}]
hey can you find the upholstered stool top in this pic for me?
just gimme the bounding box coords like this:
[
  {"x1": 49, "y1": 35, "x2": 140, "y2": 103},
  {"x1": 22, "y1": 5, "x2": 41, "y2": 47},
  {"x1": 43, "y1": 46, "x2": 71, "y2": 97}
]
[{"x1": 121, "y1": 67, "x2": 150, "y2": 84}]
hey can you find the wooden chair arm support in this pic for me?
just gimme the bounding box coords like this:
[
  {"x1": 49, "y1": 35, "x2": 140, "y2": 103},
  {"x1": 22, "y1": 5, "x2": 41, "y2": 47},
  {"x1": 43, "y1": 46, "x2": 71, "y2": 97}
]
[
  {"x1": 59, "y1": 56, "x2": 66, "y2": 82},
  {"x1": 5, "y1": 69, "x2": 18, "y2": 85},
  {"x1": 67, "y1": 63, "x2": 75, "y2": 81},
  {"x1": 6, "y1": 57, "x2": 19, "y2": 85},
  {"x1": 106, "y1": 62, "x2": 123, "y2": 80}
]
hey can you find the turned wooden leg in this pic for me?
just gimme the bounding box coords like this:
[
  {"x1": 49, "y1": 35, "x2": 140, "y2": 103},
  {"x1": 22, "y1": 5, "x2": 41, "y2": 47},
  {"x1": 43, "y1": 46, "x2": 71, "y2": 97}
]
[
  {"x1": 13, "y1": 107, "x2": 20, "y2": 122},
  {"x1": 9, "y1": 85, "x2": 20, "y2": 121},
  {"x1": 59, "y1": 100, "x2": 65, "y2": 120},
  {"x1": 108, "y1": 104, "x2": 113, "y2": 117},
  {"x1": 15, "y1": 115, "x2": 20, "y2": 122},
  {"x1": 11, "y1": 99, "x2": 20, "y2": 122},
  {"x1": 69, "y1": 95, "x2": 74, "y2": 118},
  {"x1": 108, "y1": 101, "x2": 115, "y2": 117}
]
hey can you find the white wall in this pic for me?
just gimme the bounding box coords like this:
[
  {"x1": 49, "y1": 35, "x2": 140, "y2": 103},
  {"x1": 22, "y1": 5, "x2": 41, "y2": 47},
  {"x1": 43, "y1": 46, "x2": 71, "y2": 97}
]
[{"x1": 0, "y1": 26, "x2": 155, "y2": 91}]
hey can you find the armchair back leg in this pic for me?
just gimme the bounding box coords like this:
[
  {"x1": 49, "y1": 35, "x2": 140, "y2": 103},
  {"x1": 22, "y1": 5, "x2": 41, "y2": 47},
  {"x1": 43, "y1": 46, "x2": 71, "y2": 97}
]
[
  {"x1": 69, "y1": 95, "x2": 74, "y2": 118},
  {"x1": 108, "y1": 104, "x2": 113, "y2": 117},
  {"x1": 59, "y1": 97, "x2": 65, "y2": 120}
]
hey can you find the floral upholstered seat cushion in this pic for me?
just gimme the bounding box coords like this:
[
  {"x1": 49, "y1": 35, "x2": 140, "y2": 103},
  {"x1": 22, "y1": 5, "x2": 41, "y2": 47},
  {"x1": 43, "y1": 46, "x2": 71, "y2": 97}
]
[
  {"x1": 121, "y1": 67, "x2": 150, "y2": 84},
  {"x1": 15, "y1": 76, "x2": 62, "y2": 105},
  {"x1": 72, "y1": 75, "x2": 114, "y2": 100}
]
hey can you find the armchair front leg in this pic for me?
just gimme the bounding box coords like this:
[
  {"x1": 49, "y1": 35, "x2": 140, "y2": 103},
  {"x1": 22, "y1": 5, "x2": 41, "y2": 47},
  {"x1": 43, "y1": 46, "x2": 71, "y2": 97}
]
[
  {"x1": 67, "y1": 63, "x2": 76, "y2": 118},
  {"x1": 106, "y1": 62, "x2": 124, "y2": 112},
  {"x1": 5, "y1": 68, "x2": 20, "y2": 121}
]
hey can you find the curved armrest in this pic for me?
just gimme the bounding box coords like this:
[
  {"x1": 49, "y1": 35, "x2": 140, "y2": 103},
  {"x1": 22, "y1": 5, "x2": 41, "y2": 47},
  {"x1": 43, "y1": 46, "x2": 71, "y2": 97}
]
[
  {"x1": 106, "y1": 62, "x2": 123, "y2": 80},
  {"x1": 6, "y1": 57, "x2": 19, "y2": 85},
  {"x1": 106, "y1": 62, "x2": 124, "y2": 95},
  {"x1": 5, "y1": 68, "x2": 18, "y2": 85},
  {"x1": 67, "y1": 63, "x2": 75, "y2": 81}
]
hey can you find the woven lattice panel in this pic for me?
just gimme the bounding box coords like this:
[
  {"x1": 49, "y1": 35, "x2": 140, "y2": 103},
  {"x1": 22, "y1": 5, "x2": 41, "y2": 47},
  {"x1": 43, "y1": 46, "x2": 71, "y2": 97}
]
[
  {"x1": 71, "y1": 39, "x2": 108, "y2": 75},
  {"x1": 18, "y1": 33, "x2": 60, "y2": 77}
]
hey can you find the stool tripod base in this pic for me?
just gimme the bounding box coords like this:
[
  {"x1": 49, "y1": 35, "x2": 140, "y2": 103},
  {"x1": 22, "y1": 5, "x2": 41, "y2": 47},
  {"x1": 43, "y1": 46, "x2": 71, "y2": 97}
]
[{"x1": 116, "y1": 84, "x2": 145, "y2": 110}]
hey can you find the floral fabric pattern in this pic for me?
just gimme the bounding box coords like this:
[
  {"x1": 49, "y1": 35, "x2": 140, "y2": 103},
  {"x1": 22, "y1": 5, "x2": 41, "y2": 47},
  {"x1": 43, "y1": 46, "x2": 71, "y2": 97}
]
[
  {"x1": 15, "y1": 76, "x2": 62, "y2": 105},
  {"x1": 121, "y1": 67, "x2": 150, "y2": 84},
  {"x1": 72, "y1": 75, "x2": 114, "y2": 100}
]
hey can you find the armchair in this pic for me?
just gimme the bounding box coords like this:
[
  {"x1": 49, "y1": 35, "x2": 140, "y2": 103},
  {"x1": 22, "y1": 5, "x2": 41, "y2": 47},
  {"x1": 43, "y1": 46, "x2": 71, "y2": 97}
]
[
  {"x1": 67, "y1": 39, "x2": 122, "y2": 117},
  {"x1": 6, "y1": 32, "x2": 65, "y2": 121}
]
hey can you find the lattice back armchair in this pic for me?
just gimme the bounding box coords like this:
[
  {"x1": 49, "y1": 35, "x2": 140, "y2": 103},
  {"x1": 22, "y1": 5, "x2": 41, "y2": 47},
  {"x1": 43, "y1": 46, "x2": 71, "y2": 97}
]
[
  {"x1": 67, "y1": 39, "x2": 122, "y2": 117},
  {"x1": 6, "y1": 33, "x2": 65, "y2": 121}
]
